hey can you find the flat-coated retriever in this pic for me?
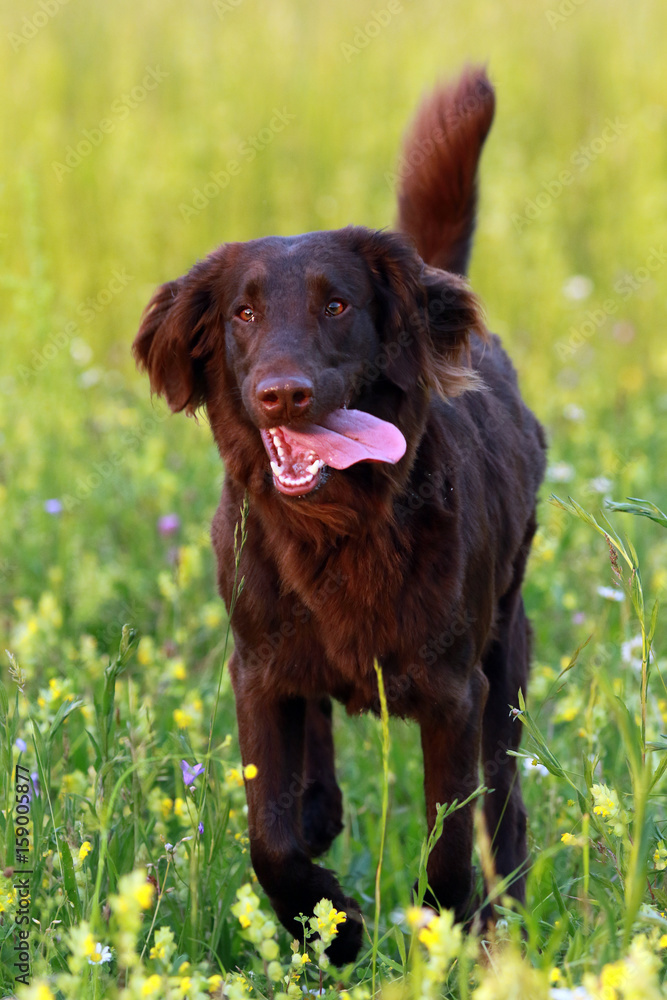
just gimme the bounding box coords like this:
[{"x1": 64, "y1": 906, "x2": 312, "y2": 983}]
[{"x1": 134, "y1": 66, "x2": 546, "y2": 964}]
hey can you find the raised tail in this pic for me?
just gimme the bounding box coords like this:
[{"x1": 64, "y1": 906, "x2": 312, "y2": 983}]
[{"x1": 396, "y1": 66, "x2": 495, "y2": 276}]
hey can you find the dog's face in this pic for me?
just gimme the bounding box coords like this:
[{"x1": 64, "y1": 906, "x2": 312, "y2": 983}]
[{"x1": 133, "y1": 226, "x2": 483, "y2": 496}]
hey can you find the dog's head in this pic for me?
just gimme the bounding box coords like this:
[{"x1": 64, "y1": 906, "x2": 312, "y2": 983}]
[{"x1": 133, "y1": 227, "x2": 484, "y2": 497}]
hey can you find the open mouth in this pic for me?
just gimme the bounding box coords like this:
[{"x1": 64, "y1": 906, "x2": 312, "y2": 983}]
[
  {"x1": 260, "y1": 409, "x2": 407, "y2": 497},
  {"x1": 261, "y1": 427, "x2": 326, "y2": 495}
]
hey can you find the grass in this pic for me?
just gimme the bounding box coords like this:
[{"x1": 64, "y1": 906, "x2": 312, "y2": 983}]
[{"x1": 1, "y1": 0, "x2": 667, "y2": 996}]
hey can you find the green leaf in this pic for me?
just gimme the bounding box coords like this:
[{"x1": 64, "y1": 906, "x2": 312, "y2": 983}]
[
  {"x1": 560, "y1": 634, "x2": 593, "y2": 675},
  {"x1": 60, "y1": 840, "x2": 82, "y2": 922},
  {"x1": 0, "y1": 679, "x2": 8, "y2": 719},
  {"x1": 31, "y1": 721, "x2": 48, "y2": 788},
  {"x1": 607, "y1": 497, "x2": 667, "y2": 529},
  {"x1": 393, "y1": 924, "x2": 407, "y2": 967},
  {"x1": 48, "y1": 699, "x2": 84, "y2": 746},
  {"x1": 551, "y1": 873, "x2": 568, "y2": 921},
  {"x1": 648, "y1": 598, "x2": 660, "y2": 646},
  {"x1": 85, "y1": 728, "x2": 102, "y2": 766}
]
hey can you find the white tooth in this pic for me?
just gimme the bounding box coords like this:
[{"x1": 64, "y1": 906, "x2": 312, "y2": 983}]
[
  {"x1": 271, "y1": 461, "x2": 281, "y2": 476},
  {"x1": 277, "y1": 446, "x2": 285, "y2": 457},
  {"x1": 306, "y1": 462, "x2": 320, "y2": 475}
]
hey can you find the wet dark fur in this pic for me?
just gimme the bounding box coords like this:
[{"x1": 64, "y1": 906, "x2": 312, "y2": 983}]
[{"x1": 133, "y1": 66, "x2": 547, "y2": 964}]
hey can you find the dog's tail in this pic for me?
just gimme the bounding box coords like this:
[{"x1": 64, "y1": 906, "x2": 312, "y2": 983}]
[{"x1": 395, "y1": 66, "x2": 495, "y2": 276}]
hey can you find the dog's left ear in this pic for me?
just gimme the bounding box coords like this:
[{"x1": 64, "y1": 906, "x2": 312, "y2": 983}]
[
  {"x1": 350, "y1": 227, "x2": 485, "y2": 397},
  {"x1": 133, "y1": 255, "x2": 223, "y2": 413}
]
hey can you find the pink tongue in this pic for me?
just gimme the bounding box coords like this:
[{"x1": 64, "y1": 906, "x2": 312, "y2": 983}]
[{"x1": 279, "y1": 409, "x2": 406, "y2": 470}]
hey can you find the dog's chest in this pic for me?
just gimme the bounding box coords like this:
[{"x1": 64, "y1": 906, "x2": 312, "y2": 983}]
[{"x1": 278, "y1": 522, "x2": 406, "y2": 664}]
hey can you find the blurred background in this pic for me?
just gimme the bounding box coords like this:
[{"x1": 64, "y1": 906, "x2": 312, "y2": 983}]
[
  {"x1": 0, "y1": 0, "x2": 666, "y2": 953},
  {"x1": 2, "y1": 0, "x2": 666, "y2": 614}
]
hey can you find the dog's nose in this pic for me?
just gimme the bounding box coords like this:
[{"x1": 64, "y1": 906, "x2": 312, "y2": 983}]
[{"x1": 256, "y1": 376, "x2": 314, "y2": 422}]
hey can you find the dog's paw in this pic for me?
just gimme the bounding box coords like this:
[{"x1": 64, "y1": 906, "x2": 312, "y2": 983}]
[{"x1": 324, "y1": 896, "x2": 364, "y2": 967}]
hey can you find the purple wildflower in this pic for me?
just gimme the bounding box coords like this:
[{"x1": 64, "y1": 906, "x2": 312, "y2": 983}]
[
  {"x1": 158, "y1": 513, "x2": 181, "y2": 537},
  {"x1": 181, "y1": 759, "x2": 205, "y2": 789},
  {"x1": 15, "y1": 738, "x2": 27, "y2": 753},
  {"x1": 44, "y1": 499, "x2": 63, "y2": 515},
  {"x1": 198, "y1": 822, "x2": 204, "y2": 835},
  {"x1": 29, "y1": 772, "x2": 40, "y2": 800}
]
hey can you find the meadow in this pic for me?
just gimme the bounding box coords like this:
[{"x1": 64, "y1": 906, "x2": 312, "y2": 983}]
[{"x1": 1, "y1": 0, "x2": 667, "y2": 996}]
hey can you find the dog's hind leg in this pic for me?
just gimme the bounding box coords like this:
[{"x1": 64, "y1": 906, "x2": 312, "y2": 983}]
[
  {"x1": 481, "y1": 593, "x2": 530, "y2": 906},
  {"x1": 301, "y1": 696, "x2": 344, "y2": 857},
  {"x1": 481, "y1": 522, "x2": 537, "y2": 907}
]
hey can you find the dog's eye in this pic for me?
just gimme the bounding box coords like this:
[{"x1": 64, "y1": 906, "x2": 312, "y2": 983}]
[
  {"x1": 325, "y1": 300, "x2": 347, "y2": 317},
  {"x1": 236, "y1": 306, "x2": 256, "y2": 323}
]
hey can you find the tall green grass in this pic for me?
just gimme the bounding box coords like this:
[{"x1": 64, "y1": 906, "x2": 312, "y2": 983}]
[{"x1": 1, "y1": 0, "x2": 667, "y2": 996}]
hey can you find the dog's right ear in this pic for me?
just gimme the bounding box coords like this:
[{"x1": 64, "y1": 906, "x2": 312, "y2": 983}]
[{"x1": 133, "y1": 261, "x2": 220, "y2": 413}]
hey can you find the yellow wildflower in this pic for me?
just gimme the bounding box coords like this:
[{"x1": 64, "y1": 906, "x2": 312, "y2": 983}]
[
  {"x1": 226, "y1": 768, "x2": 244, "y2": 788},
  {"x1": 653, "y1": 841, "x2": 667, "y2": 870},
  {"x1": 141, "y1": 975, "x2": 163, "y2": 996},
  {"x1": 137, "y1": 636, "x2": 155, "y2": 666},
  {"x1": 149, "y1": 926, "x2": 175, "y2": 963},
  {"x1": 173, "y1": 708, "x2": 192, "y2": 729},
  {"x1": 22, "y1": 983, "x2": 55, "y2": 1000},
  {"x1": 170, "y1": 659, "x2": 187, "y2": 680},
  {"x1": 591, "y1": 783, "x2": 628, "y2": 836},
  {"x1": 110, "y1": 869, "x2": 154, "y2": 932},
  {"x1": 49, "y1": 677, "x2": 63, "y2": 700}
]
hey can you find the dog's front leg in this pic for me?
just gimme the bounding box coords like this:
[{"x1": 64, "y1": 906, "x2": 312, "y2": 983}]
[
  {"x1": 418, "y1": 665, "x2": 489, "y2": 921},
  {"x1": 229, "y1": 654, "x2": 364, "y2": 964}
]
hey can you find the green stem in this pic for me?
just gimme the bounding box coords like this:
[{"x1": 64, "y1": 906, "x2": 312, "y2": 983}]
[{"x1": 372, "y1": 661, "x2": 391, "y2": 998}]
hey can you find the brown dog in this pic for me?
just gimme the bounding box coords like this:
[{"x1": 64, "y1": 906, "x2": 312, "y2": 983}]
[{"x1": 134, "y1": 67, "x2": 546, "y2": 964}]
